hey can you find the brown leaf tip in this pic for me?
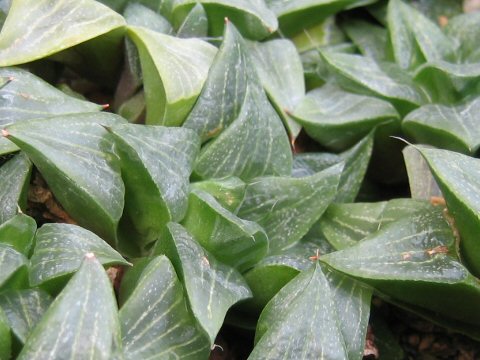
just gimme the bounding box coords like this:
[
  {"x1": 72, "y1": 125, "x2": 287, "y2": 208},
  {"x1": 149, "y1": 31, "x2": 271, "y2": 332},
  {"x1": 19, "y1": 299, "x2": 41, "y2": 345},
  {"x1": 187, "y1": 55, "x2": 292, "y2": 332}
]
[
  {"x1": 85, "y1": 252, "x2": 96, "y2": 260},
  {"x1": 1, "y1": 129, "x2": 9, "y2": 137}
]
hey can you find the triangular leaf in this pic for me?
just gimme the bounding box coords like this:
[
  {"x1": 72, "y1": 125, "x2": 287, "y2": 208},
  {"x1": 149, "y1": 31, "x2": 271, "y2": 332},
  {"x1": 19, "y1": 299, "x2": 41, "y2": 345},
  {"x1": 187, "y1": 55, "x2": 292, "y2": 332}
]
[
  {"x1": 29, "y1": 223, "x2": 129, "y2": 287},
  {"x1": 238, "y1": 163, "x2": 343, "y2": 253},
  {"x1": 342, "y1": 19, "x2": 387, "y2": 62},
  {"x1": 127, "y1": 26, "x2": 217, "y2": 126},
  {"x1": 4, "y1": 113, "x2": 126, "y2": 244},
  {"x1": 0, "y1": 214, "x2": 36, "y2": 255},
  {"x1": 403, "y1": 146, "x2": 442, "y2": 200},
  {"x1": 17, "y1": 254, "x2": 121, "y2": 360},
  {"x1": 120, "y1": 256, "x2": 210, "y2": 359},
  {"x1": 155, "y1": 223, "x2": 251, "y2": 344},
  {"x1": 0, "y1": 0, "x2": 125, "y2": 66},
  {"x1": 176, "y1": 3, "x2": 208, "y2": 38}
]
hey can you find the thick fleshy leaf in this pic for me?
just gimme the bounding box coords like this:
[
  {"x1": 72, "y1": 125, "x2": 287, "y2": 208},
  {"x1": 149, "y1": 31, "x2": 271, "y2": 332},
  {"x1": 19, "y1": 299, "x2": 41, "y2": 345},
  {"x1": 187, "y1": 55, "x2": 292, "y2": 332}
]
[
  {"x1": 265, "y1": 0, "x2": 376, "y2": 36},
  {"x1": 0, "y1": 243, "x2": 27, "y2": 288},
  {"x1": 17, "y1": 255, "x2": 121, "y2": 360},
  {"x1": 417, "y1": 147, "x2": 480, "y2": 276},
  {"x1": 238, "y1": 163, "x2": 343, "y2": 252},
  {"x1": 0, "y1": 0, "x2": 125, "y2": 66},
  {"x1": 110, "y1": 124, "x2": 199, "y2": 248},
  {"x1": 403, "y1": 98, "x2": 480, "y2": 154},
  {"x1": 247, "y1": 39, "x2": 304, "y2": 138},
  {"x1": 190, "y1": 176, "x2": 245, "y2": 213},
  {"x1": 183, "y1": 22, "x2": 251, "y2": 142},
  {"x1": 193, "y1": 83, "x2": 292, "y2": 181},
  {"x1": 120, "y1": 256, "x2": 210, "y2": 359},
  {"x1": 321, "y1": 50, "x2": 428, "y2": 111},
  {"x1": 0, "y1": 214, "x2": 36, "y2": 255},
  {"x1": 176, "y1": 3, "x2": 208, "y2": 38},
  {"x1": 172, "y1": 0, "x2": 278, "y2": 40},
  {"x1": 4, "y1": 113, "x2": 126, "y2": 244},
  {"x1": 124, "y1": 3, "x2": 173, "y2": 34},
  {"x1": 403, "y1": 146, "x2": 442, "y2": 200},
  {"x1": 0, "y1": 289, "x2": 52, "y2": 344},
  {"x1": 342, "y1": 19, "x2": 387, "y2": 62},
  {"x1": 293, "y1": 132, "x2": 374, "y2": 203},
  {"x1": 182, "y1": 189, "x2": 268, "y2": 272},
  {"x1": 250, "y1": 263, "x2": 371, "y2": 360},
  {"x1": 127, "y1": 26, "x2": 217, "y2": 126},
  {"x1": 387, "y1": 0, "x2": 456, "y2": 70},
  {"x1": 29, "y1": 223, "x2": 129, "y2": 287},
  {"x1": 0, "y1": 307, "x2": 10, "y2": 360},
  {"x1": 155, "y1": 223, "x2": 251, "y2": 344},
  {"x1": 319, "y1": 199, "x2": 433, "y2": 250},
  {"x1": 445, "y1": 11, "x2": 480, "y2": 63},
  {"x1": 0, "y1": 153, "x2": 31, "y2": 225},
  {"x1": 293, "y1": 84, "x2": 397, "y2": 150},
  {"x1": 321, "y1": 207, "x2": 480, "y2": 326}
]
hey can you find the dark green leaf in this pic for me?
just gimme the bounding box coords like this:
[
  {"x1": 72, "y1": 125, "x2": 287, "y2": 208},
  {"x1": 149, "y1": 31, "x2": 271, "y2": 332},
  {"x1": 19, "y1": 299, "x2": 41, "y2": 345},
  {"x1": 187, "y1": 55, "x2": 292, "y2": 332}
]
[
  {"x1": 0, "y1": 214, "x2": 36, "y2": 255},
  {"x1": 110, "y1": 124, "x2": 199, "y2": 248},
  {"x1": 4, "y1": 113, "x2": 126, "y2": 244},
  {"x1": 127, "y1": 26, "x2": 217, "y2": 126},
  {"x1": 29, "y1": 223, "x2": 129, "y2": 287},
  {"x1": 182, "y1": 189, "x2": 268, "y2": 272},
  {"x1": 342, "y1": 19, "x2": 387, "y2": 62},
  {"x1": 0, "y1": 307, "x2": 11, "y2": 360},
  {"x1": 190, "y1": 176, "x2": 246, "y2": 213},
  {"x1": 238, "y1": 163, "x2": 343, "y2": 252},
  {"x1": 293, "y1": 84, "x2": 397, "y2": 150},
  {"x1": 0, "y1": 0, "x2": 125, "y2": 66},
  {"x1": 155, "y1": 223, "x2": 251, "y2": 344},
  {"x1": 120, "y1": 256, "x2": 210, "y2": 359},
  {"x1": 0, "y1": 289, "x2": 52, "y2": 344},
  {"x1": 176, "y1": 3, "x2": 208, "y2": 38},
  {"x1": 0, "y1": 243, "x2": 27, "y2": 289},
  {"x1": 17, "y1": 254, "x2": 121, "y2": 360},
  {"x1": 0, "y1": 153, "x2": 31, "y2": 225}
]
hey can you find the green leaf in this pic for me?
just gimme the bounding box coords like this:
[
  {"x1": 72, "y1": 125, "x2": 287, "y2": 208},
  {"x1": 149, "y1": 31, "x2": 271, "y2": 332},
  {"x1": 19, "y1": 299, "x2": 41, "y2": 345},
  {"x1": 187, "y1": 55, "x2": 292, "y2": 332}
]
[
  {"x1": 0, "y1": 307, "x2": 11, "y2": 360},
  {"x1": 445, "y1": 11, "x2": 480, "y2": 63},
  {"x1": 321, "y1": 50, "x2": 428, "y2": 111},
  {"x1": 0, "y1": 289, "x2": 52, "y2": 344},
  {"x1": 293, "y1": 132, "x2": 374, "y2": 203},
  {"x1": 109, "y1": 124, "x2": 199, "y2": 248},
  {"x1": 417, "y1": 147, "x2": 480, "y2": 277},
  {"x1": 0, "y1": 153, "x2": 32, "y2": 225},
  {"x1": 0, "y1": 214, "x2": 36, "y2": 255},
  {"x1": 403, "y1": 146, "x2": 442, "y2": 200},
  {"x1": 120, "y1": 256, "x2": 210, "y2": 359},
  {"x1": 17, "y1": 254, "x2": 121, "y2": 360},
  {"x1": 293, "y1": 84, "x2": 397, "y2": 150},
  {"x1": 176, "y1": 3, "x2": 208, "y2": 38},
  {"x1": 172, "y1": 0, "x2": 278, "y2": 40},
  {"x1": 403, "y1": 98, "x2": 480, "y2": 154},
  {"x1": 193, "y1": 83, "x2": 293, "y2": 181},
  {"x1": 321, "y1": 207, "x2": 480, "y2": 326},
  {"x1": 342, "y1": 19, "x2": 387, "y2": 62},
  {"x1": 387, "y1": 0, "x2": 456, "y2": 70},
  {"x1": 182, "y1": 189, "x2": 268, "y2": 272},
  {"x1": 292, "y1": 17, "x2": 346, "y2": 53},
  {"x1": 247, "y1": 38, "x2": 305, "y2": 138},
  {"x1": 155, "y1": 223, "x2": 251, "y2": 344},
  {"x1": 265, "y1": 0, "x2": 376, "y2": 36},
  {"x1": 127, "y1": 26, "x2": 217, "y2": 126},
  {"x1": 190, "y1": 176, "x2": 246, "y2": 213},
  {"x1": 0, "y1": 0, "x2": 125, "y2": 66},
  {"x1": 124, "y1": 3, "x2": 173, "y2": 34},
  {"x1": 4, "y1": 113, "x2": 126, "y2": 244},
  {"x1": 0, "y1": 243, "x2": 27, "y2": 289},
  {"x1": 319, "y1": 199, "x2": 433, "y2": 250},
  {"x1": 250, "y1": 263, "x2": 371, "y2": 360},
  {"x1": 238, "y1": 163, "x2": 343, "y2": 253},
  {"x1": 29, "y1": 223, "x2": 129, "y2": 288}
]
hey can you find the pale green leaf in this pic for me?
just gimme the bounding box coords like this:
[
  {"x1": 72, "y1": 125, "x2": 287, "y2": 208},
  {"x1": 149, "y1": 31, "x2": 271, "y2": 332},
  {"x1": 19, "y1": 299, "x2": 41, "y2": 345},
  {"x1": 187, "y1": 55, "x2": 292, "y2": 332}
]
[
  {"x1": 445, "y1": 11, "x2": 480, "y2": 63},
  {"x1": 172, "y1": 0, "x2": 278, "y2": 40},
  {"x1": 0, "y1": 214, "x2": 36, "y2": 255},
  {"x1": 190, "y1": 176, "x2": 246, "y2": 213},
  {"x1": 0, "y1": 153, "x2": 31, "y2": 225},
  {"x1": 182, "y1": 189, "x2": 268, "y2": 272},
  {"x1": 0, "y1": 289, "x2": 52, "y2": 344},
  {"x1": 238, "y1": 163, "x2": 343, "y2": 253},
  {"x1": 124, "y1": 3, "x2": 173, "y2": 34},
  {"x1": 18, "y1": 255, "x2": 121, "y2": 360},
  {"x1": 0, "y1": 0, "x2": 125, "y2": 66},
  {"x1": 176, "y1": 3, "x2": 208, "y2": 38},
  {"x1": 29, "y1": 223, "x2": 129, "y2": 287},
  {"x1": 293, "y1": 83, "x2": 397, "y2": 150},
  {"x1": 4, "y1": 113, "x2": 126, "y2": 244},
  {"x1": 155, "y1": 223, "x2": 251, "y2": 344},
  {"x1": 127, "y1": 26, "x2": 217, "y2": 126},
  {"x1": 110, "y1": 124, "x2": 199, "y2": 248},
  {"x1": 120, "y1": 256, "x2": 210, "y2": 360},
  {"x1": 0, "y1": 307, "x2": 10, "y2": 360},
  {"x1": 342, "y1": 19, "x2": 387, "y2": 62}
]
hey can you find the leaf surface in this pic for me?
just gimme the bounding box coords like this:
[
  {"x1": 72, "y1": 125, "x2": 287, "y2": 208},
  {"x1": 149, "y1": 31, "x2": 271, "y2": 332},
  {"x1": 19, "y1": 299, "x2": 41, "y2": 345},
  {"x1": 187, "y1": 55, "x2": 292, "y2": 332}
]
[
  {"x1": 0, "y1": 243, "x2": 27, "y2": 288},
  {"x1": 0, "y1": 307, "x2": 10, "y2": 360},
  {"x1": 120, "y1": 256, "x2": 210, "y2": 360},
  {"x1": 190, "y1": 176, "x2": 245, "y2": 213},
  {"x1": 0, "y1": 214, "x2": 36, "y2": 255}
]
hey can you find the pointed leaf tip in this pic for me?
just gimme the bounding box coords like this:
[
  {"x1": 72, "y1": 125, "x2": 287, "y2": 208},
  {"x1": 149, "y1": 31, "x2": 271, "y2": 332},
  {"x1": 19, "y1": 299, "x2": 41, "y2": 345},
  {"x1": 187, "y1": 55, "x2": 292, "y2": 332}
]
[
  {"x1": 85, "y1": 252, "x2": 96, "y2": 260},
  {"x1": 1, "y1": 129, "x2": 9, "y2": 137},
  {"x1": 101, "y1": 104, "x2": 110, "y2": 110}
]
